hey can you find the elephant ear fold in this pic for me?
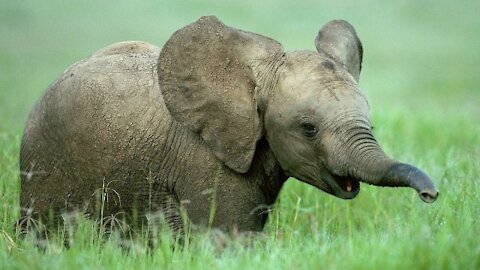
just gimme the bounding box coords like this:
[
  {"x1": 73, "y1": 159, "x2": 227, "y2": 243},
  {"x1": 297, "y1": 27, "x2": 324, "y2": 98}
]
[
  {"x1": 315, "y1": 20, "x2": 363, "y2": 82},
  {"x1": 158, "y1": 16, "x2": 283, "y2": 173}
]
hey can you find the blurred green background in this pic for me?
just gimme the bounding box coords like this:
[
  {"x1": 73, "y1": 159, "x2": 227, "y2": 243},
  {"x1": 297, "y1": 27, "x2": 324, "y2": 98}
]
[
  {"x1": 1, "y1": 0, "x2": 479, "y2": 133},
  {"x1": 1, "y1": 1, "x2": 479, "y2": 268}
]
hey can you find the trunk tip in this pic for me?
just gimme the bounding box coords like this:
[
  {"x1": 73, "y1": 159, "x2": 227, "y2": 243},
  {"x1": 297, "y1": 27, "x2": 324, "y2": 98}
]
[
  {"x1": 385, "y1": 163, "x2": 439, "y2": 203},
  {"x1": 419, "y1": 189, "x2": 439, "y2": 203}
]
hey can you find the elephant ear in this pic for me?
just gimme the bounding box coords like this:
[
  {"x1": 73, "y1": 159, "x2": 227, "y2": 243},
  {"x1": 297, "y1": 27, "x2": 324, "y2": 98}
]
[
  {"x1": 315, "y1": 20, "x2": 363, "y2": 82},
  {"x1": 158, "y1": 16, "x2": 283, "y2": 173}
]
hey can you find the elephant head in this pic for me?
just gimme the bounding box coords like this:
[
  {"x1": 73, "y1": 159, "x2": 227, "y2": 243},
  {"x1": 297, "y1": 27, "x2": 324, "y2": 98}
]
[{"x1": 158, "y1": 16, "x2": 438, "y2": 203}]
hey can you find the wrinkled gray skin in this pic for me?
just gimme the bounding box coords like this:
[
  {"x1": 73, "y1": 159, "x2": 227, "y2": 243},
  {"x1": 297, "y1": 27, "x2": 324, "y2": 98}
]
[{"x1": 19, "y1": 16, "x2": 438, "y2": 234}]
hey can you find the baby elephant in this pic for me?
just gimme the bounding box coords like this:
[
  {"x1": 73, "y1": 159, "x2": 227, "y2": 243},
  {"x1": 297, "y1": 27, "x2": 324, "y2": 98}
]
[{"x1": 19, "y1": 16, "x2": 438, "y2": 234}]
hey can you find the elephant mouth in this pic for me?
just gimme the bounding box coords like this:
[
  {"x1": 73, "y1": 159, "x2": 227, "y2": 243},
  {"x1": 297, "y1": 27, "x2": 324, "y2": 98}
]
[
  {"x1": 287, "y1": 165, "x2": 360, "y2": 199},
  {"x1": 324, "y1": 171, "x2": 360, "y2": 199}
]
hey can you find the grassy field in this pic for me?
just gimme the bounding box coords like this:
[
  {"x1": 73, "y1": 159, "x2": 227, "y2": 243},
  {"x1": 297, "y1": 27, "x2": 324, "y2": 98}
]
[{"x1": 1, "y1": 0, "x2": 479, "y2": 269}]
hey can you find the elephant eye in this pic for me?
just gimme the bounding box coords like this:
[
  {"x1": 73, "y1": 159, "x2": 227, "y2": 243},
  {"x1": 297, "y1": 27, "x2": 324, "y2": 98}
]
[{"x1": 300, "y1": 123, "x2": 318, "y2": 138}]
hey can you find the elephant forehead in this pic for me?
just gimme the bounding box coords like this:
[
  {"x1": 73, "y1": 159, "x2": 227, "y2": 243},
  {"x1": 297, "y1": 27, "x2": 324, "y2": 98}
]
[
  {"x1": 282, "y1": 50, "x2": 353, "y2": 78},
  {"x1": 271, "y1": 90, "x2": 371, "y2": 131},
  {"x1": 279, "y1": 54, "x2": 358, "y2": 95},
  {"x1": 271, "y1": 94, "x2": 369, "y2": 127},
  {"x1": 277, "y1": 71, "x2": 368, "y2": 110},
  {"x1": 273, "y1": 51, "x2": 370, "y2": 120}
]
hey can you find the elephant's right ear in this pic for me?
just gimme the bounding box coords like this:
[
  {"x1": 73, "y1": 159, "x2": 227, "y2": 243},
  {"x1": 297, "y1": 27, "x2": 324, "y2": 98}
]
[
  {"x1": 158, "y1": 16, "x2": 283, "y2": 173},
  {"x1": 315, "y1": 20, "x2": 363, "y2": 82}
]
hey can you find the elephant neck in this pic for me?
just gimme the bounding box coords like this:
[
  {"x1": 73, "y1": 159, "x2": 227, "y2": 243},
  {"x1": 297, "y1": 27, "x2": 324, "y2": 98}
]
[
  {"x1": 249, "y1": 138, "x2": 287, "y2": 205},
  {"x1": 250, "y1": 53, "x2": 285, "y2": 113},
  {"x1": 247, "y1": 54, "x2": 287, "y2": 202}
]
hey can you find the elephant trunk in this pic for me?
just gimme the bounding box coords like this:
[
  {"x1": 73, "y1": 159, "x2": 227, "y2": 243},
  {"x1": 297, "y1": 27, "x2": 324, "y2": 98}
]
[
  {"x1": 381, "y1": 163, "x2": 439, "y2": 203},
  {"x1": 341, "y1": 127, "x2": 439, "y2": 203}
]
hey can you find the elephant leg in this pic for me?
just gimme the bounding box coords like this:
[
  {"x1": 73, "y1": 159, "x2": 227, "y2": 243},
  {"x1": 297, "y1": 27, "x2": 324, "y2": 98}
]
[
  {"x1": 155, "y1": 187, "x2": 184, "y2": 236},
  {"x1": 175, "y1": 177, "x2": 268, "y2": 232},
  {"x1": 133, "y1": 181, "x2": 185, "y2": 240}
]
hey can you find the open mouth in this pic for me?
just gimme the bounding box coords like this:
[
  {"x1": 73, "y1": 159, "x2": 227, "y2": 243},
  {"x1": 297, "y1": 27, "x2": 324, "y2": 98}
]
[
  {"x1": 287, "y1": 166, "x2": 361, "y2": 200},
  {"x1": 333, "y1": 174, "x2": 360, "y2": 193},
  {"x1": 327, "y1": 173, "x2": 360, "y2": 199}
]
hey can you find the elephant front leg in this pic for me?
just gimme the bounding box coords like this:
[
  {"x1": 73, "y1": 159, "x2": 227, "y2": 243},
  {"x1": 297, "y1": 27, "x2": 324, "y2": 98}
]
[
  {"x1": 178, "y1": 181, "x2": 269, "y2": 232},
  {"x1": 144, "y1": 184, "x2": 185, "y2": 237}
]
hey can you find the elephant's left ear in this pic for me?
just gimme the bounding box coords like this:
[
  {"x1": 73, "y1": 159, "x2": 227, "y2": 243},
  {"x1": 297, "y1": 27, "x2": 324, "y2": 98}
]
[
  {"x1": 315, "y1": 20, "x2": 363, "y2": 82},
  {"x1": 158, "y1": 16, "x2": 283, "y2": 173}
]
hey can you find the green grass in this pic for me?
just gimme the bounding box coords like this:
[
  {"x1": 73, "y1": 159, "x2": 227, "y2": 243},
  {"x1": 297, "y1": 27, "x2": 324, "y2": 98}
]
[{"x1": 1, "y1": 0, "x2": 479, "y2": 269}]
